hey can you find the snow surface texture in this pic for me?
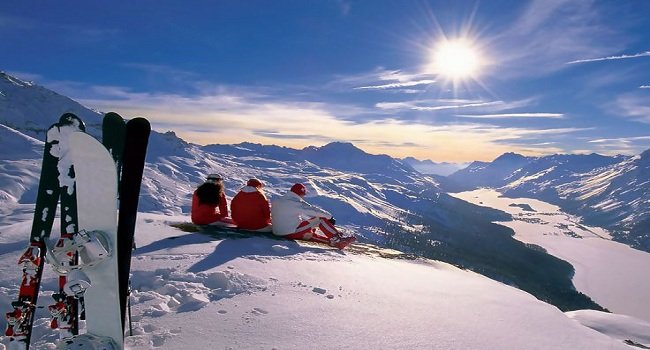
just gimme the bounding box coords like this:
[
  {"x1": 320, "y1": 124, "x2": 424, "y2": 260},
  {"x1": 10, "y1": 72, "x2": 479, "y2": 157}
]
[
  {"x1": 1, "y1": 212, "x2": 647, "y2": 349},
  {"x1": 452, "y1": 189, "x2": 650, "y2": 323}
]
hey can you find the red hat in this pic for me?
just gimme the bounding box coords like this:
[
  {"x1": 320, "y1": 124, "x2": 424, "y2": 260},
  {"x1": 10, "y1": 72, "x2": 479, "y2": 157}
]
[
  {"x1": 247, "y1": 178, "x2": 263, "y2": 188},
  {"x1": 290, "y1": 183, "x2": 307, "y2": 197}
]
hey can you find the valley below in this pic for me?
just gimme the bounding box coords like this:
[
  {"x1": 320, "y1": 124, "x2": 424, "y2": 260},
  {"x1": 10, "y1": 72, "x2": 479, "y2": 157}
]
[{"x1": 451, "y1": 188, "x2": 650, "y2": 323}]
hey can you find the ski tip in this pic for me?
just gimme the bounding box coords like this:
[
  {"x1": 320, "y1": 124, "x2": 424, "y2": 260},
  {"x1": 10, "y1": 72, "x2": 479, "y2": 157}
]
[
  {"x1": 126, "y1": 117, "x2": 151, "y2": 131},
  {"x1": 103, "y1": 112, "x2": 125, "y2": 122}
]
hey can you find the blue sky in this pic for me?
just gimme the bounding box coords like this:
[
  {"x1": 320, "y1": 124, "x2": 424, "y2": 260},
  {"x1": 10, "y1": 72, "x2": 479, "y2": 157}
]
[{"x1": 1, "y1": 0, "x2": 649, "y2": 161}]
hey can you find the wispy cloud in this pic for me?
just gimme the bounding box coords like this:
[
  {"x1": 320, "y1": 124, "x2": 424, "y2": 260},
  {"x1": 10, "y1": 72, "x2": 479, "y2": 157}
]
[
  {"x1": 589, "y1": 136, "x2": 650, "y2": 143},
  {"x1": 566, "y1": 51, "x2": 650, "y2": 64},
  {"x1": 492, "y1": 0, "x2": 625, "y2": 77},
  {"x1": 376, "y1": 100, "x2": 502, "y2": 111},
  {"x1": 63, "y1": 80, "x2": 591, "y2": 161},
  {"x1": 641, "y1": 85, "x2": 650, "y2": 89},
  {"x1": 354, "y1": 79, "x2": 436, "y2": 90},
  {"x1": 457, "y1": 113, "x2": 564, "y2": 119},
  {"x1": 332, "y1": 68, "x2": 437, "y2": 93},
  {"x1": 586, "y1": 136, "x2": 650, "y2": 155},
  {"x1": 375, "y1": 97, "x2": 536, "y2": 113},
  {"x1": 615, "y1": 94, "x2": 650, "y2": 123}
]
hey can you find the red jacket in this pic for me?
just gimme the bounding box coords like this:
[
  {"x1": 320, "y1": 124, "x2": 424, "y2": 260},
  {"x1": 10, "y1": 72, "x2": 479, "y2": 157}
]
[
  {"x1": 191, "y1": 191, "x2": 228, "y2": 225},
  {"x1": 231, "y1": 186, "x2": 271, "y2": 230}
]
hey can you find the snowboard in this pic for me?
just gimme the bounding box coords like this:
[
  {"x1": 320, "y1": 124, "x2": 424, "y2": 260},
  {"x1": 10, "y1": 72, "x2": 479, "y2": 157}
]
[{"x1": 62, "y1": 132, "x2": 122, "y2": 349}]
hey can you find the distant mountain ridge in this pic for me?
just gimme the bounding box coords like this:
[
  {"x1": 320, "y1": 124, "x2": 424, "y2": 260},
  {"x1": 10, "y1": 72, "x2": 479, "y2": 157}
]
[
  {"x1": 401, "y1": 157, "x2": 468, "y2": 176},
  {"x1": 445, "y1": 150, "x2": 649, "y2": 252},
  {"x1": 204, "y1": 141, "x2": 419, "y2": 183}
]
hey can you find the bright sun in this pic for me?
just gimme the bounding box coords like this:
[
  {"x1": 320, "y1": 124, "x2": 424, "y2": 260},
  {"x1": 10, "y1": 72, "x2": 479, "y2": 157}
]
[{"x1": 428, "y1": 38, "x2": 482, "y2": 80}]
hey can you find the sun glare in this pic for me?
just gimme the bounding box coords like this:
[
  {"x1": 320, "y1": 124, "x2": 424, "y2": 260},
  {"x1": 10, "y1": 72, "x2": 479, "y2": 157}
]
[{"x1": 428, "y1": 38, "x2": 482, "y2": 80}]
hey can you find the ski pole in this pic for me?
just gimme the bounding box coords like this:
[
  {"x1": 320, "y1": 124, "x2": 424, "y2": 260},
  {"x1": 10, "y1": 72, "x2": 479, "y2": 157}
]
[{"x1": 128, "y1": 279, "x2": 133, "y2": 336}]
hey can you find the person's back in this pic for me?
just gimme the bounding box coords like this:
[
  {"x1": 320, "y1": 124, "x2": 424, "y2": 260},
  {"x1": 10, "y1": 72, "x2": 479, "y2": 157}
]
[
  {"x1": 191, "y1": 174, "x2": 229, "y2": 225},
  {"x1": 271, "y1": 191, "x2": 305, "y2": 236},
  {"x1": 271, "y1": 183, "x2": 355, "y2": 249},
  {"x1": 231, "y1": 179, "x2": 271, "y2": 230}
]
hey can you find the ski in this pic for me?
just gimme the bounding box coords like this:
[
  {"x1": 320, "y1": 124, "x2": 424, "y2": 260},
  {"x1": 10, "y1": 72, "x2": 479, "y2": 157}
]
[
  {"x1": 59, "y1": 131, "x2": 121, "y2": 349},
  {"x1": 102, "y1": 112, "x2": 126, "y2": 186},
  {"x1": 117, "y1": 117, "x2": 151, "y2": 331},
  {"x1": 5, "y1": 113, "x2": 85, "y2": 349}
]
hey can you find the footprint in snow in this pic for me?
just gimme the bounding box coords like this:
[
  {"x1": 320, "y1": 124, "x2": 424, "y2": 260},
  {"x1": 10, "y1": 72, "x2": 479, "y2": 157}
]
[{"x1": 251, "y1": 307, "x2": 269, "y2": 315}]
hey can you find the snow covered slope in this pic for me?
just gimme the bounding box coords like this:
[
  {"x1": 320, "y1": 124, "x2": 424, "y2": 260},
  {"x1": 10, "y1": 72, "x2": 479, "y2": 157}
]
[
  {"x1": 0, "y1": 72, "x2": 102, "y2": 139},
  {"x1": 1, "y1": 212, "x2": 647, "y2": 349},
  {"x1": 554, "y1": 151, "x2": 650, "y2": 246},
  {"x1": 0, "y1": 124, "x2": 43, "y2": 209}
]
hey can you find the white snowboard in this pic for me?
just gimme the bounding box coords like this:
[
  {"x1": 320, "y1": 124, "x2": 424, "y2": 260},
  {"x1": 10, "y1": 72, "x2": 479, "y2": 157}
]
[{"x1": 66, "y1": 132, "x2": 122, "y2": 349}]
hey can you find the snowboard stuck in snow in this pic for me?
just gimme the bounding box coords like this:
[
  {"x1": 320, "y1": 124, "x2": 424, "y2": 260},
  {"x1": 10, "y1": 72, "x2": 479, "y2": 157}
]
[{"x1": 4, "y1": 113, "x2": 150, "y2": 350}]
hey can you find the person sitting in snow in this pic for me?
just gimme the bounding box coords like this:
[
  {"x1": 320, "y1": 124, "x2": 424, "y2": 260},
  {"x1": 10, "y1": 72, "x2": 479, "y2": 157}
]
[
  {"x1": 230, "y1": 178, "x2": 272, "y2": 232},
  {"x1": 271, "y1": 183, "x2": 356, "y2": 249},
  {"x1": 191, "y1": 174, "x2": 234, "y2": 226}
]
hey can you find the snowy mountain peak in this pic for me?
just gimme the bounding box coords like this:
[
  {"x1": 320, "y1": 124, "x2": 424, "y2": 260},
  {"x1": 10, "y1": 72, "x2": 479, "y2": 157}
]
[
  {"x1": 0, "y1": 72, "x2": 102, "y2": 140},
  {"x1": 1, "y1": 71, "x2": 34, "y2": 88},
  {"x1": 493, "y1": 152, "x2": 529, "y2": 163},
  {"x1": 640, "y1": 149, "x2": 650, "y2": 163},
  {"x1": 402, "y1": 157, "x2": 468, "y2": 176},
  {"x1": 304, "y1": 141, "x2": 365, "y2": 155}
]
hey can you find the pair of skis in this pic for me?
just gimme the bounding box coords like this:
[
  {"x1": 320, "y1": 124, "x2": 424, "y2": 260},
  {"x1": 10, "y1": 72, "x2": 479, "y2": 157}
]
[{"x1": 5, "y1": 113, "x2": 150, "y2": 349}]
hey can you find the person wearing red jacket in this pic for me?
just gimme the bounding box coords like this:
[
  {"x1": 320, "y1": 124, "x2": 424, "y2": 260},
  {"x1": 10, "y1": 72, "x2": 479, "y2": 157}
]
[
  {"x1": 191, "y1": 174, "x2": 233, "y2": 225},
  {"x1": 231, "y1": 178, "x2": 272, "y2": 231}
]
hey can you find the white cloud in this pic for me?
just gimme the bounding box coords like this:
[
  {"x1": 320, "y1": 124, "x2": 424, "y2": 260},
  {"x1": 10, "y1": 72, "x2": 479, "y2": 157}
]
[
  {"x1": 586, "y1": 136, "x2": 650, "y2": 155},
  {"x1": 615, "y1": 94, "x2": 650, "y2": 123},
  {"x1": 375, "y1": 97, "x2": 536, "y2": 113},
  {"x1": 376, "y1": 100, "x2": 502, "y2": 111},
  {"x1": 457, "y1": 113, "x2": 564, "y2": 119},
  {"x1": 640, "y1": 85, "x2": 650, "y2": 89},
  {"x1": 589, "y1": 136, "x2": 650, "y2": 143},
  {"x1": 65, "y1": 82, "x2": 590, "y2": 161},
  {"x1": 354, "y1": 79, "x2": 436, "y2": 90},
  {"x1": 566, "y1": 51, "x2": 650, "y2": 65}
]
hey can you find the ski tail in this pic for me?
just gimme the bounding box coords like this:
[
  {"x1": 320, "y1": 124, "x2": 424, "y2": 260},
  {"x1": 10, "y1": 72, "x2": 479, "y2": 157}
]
[{"x1": 117, "y1": 117, "x2": 151, "y2": 331}]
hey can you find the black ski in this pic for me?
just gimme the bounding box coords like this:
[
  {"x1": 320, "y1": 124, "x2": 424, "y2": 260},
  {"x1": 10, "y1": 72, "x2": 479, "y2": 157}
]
[{"x1": 117, "y1": 117, "x2": 151, "y2": 330}]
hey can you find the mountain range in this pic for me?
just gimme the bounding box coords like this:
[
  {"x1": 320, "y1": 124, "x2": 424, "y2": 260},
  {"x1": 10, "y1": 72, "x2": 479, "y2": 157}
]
[
  {"x1": 2, "y1": 71, "x2": 648, "y2": 313},
  {"x1": 446, "y1": 149, "x2": 650, "y2": 252}
]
